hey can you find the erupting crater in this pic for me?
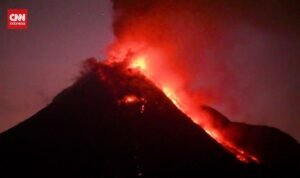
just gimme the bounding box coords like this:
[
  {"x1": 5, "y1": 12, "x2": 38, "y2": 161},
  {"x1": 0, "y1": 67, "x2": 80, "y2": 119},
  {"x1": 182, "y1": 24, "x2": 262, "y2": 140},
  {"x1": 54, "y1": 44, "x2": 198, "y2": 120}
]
[{"x1": 107, "y1": 49, "x2": 260, "y2": 164}]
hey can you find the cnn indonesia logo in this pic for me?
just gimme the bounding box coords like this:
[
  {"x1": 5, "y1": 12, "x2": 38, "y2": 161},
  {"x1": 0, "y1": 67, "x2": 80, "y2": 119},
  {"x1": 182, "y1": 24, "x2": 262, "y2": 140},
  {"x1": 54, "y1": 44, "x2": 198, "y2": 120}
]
[{"x1": 8, "y1": 9, "x2": 28, "y2": 29}]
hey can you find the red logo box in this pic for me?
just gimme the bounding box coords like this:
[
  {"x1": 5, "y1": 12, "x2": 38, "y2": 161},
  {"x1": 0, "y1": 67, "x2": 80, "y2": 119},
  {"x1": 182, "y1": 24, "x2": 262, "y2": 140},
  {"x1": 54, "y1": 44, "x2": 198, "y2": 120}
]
[{"x1": 8, "y1": 9, "x2": 28, "y2": 29}]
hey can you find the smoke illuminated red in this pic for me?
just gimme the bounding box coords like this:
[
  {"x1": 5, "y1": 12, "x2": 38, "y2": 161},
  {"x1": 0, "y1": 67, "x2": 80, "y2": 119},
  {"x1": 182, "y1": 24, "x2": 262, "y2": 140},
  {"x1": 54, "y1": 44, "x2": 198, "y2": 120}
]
[{"x1": 106, "y1": 48, "x2": 259, "y2": 164}]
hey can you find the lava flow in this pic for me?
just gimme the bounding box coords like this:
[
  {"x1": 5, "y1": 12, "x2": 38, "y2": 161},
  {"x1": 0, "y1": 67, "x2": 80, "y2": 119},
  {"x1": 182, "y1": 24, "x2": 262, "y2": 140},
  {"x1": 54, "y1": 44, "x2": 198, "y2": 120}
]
[{"x1": 107, "y1": 50, "x2": 260, "y2": 164}]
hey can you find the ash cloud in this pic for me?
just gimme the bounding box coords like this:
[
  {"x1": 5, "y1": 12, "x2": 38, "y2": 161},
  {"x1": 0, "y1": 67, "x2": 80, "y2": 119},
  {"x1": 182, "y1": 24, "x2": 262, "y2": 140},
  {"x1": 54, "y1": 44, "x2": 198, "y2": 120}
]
[{"x1": 110, "y1": 0, "x2": 300, "y2": 140}]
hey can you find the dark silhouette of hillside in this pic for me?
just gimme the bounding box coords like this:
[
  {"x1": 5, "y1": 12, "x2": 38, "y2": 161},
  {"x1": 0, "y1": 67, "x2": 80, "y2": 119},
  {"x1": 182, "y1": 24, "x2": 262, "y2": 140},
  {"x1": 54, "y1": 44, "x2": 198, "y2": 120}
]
[
  {"x1": 201, "y1": 106, "x2": 300, "y2": 169},
  {"x1": 0, "y1": 59, "x2": 299, "y2": 177}
]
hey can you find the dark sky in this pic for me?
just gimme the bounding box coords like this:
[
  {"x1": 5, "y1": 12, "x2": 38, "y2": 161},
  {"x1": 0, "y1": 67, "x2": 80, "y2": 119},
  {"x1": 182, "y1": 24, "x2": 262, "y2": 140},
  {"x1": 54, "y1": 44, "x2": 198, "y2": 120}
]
[
  {"x1": 0, "y1": 0, "x2": 113, "y2": 132},
  {"x1": 0, "y1": 0, "x2": 299, "y2": 141}
]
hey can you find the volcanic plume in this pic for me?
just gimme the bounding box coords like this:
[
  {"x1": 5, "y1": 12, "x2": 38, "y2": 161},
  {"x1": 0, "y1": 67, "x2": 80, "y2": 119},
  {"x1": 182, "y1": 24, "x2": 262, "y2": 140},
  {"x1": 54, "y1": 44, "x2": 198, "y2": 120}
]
[
  {"x1": 110, "y1": 0, "x2": 300, "y2": 140},
  {"x1": 0, "y1": 0, "x2": 299, "y2": 176},
  {"x1": 108, "y1": 0, "x2": 300, "y2": 165}
]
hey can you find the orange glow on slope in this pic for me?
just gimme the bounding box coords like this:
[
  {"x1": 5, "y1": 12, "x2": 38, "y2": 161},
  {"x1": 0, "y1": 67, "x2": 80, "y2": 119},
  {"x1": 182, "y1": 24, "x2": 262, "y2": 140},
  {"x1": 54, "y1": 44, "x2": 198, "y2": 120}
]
[
  {"x1": 119, "y1": 94, "x2": 147, "y2": 114},
  {"x1": 203, "y1": 129, "x2": 259, "y2": 163},
  {"x1": 162, "y1": 87, "x2": 181, "y2": 109},
  {"x1": 111, "y1": 49, "x2": 259, "y2": 164},
  {"x1": 124, "y1": 95, "x2": 139, "y2": 104}
]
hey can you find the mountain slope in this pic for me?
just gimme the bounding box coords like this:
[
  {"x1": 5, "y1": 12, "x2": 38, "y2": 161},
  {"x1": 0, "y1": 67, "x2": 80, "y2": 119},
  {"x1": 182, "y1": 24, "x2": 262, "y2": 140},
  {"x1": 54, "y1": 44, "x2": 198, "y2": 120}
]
[
  {"x1": 201, "y1": 105, "x2": 300, "y2": 169},
  {"x1": 0, "y1": 60, "x2": 297, "y2": 176}
]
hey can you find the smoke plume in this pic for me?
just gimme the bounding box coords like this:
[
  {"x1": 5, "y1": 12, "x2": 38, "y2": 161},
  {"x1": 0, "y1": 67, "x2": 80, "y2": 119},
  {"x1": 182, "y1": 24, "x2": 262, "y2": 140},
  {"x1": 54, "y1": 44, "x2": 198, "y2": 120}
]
[{"x1": 109, "y1": 0, "x2": 300, "y2": 140}]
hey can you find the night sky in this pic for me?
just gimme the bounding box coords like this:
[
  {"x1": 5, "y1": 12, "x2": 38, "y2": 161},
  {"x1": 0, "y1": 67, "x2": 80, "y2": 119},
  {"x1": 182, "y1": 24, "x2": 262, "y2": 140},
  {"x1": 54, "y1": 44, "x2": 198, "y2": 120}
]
[
  {"x1": 0, "y1": 0, "x2": 113, "y2": 132},
  {"x1": 0, "y1": 0, "x2": 300, "y2": 141}
]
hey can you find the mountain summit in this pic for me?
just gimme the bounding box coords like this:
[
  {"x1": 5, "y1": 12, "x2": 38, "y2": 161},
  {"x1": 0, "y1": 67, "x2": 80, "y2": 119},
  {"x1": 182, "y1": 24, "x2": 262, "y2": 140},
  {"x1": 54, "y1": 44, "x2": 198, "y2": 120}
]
[{"x1": 0, "y1": 59, "x2": 299, "y2": 177}]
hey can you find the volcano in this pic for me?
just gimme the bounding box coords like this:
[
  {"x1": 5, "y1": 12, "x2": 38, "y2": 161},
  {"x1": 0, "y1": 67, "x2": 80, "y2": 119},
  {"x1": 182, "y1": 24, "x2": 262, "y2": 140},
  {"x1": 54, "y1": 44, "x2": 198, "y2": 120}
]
[{"x1": 0, "y1": 59, "x2": 299, "y2": 177}]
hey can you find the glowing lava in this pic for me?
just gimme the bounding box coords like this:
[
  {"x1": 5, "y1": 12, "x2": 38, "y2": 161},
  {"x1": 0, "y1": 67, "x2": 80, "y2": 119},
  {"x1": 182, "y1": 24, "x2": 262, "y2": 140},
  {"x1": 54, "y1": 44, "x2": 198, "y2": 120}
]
[
  {"x1": 106, "y1": 48, "x2": 259, "y2": 163},
  {"x1": 123, "y1": 95, "x2": 139, "y2": 104},
  {"x1": 130, "y1": 56, "x2": 147, "y2": 71},
  {"x1": 125, "y1": 53, "x2": 260, "y2": 164},
  {"x1": 119, "y1": 94, "x2": 147, "y2": 115},
  {"x1": 162, "y1": 87, "x2": 182, "y2": 109}
]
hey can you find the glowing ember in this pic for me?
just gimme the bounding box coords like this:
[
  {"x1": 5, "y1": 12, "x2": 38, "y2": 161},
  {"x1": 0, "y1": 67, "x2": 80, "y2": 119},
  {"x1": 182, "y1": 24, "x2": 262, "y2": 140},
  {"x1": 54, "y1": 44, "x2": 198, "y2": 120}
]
[
  {"x1": 140, "y1": 104, "x2": 145, "y2": 114},
  {"x1": 122, "y1": 95, "x2": 139, "y2": 104}
]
